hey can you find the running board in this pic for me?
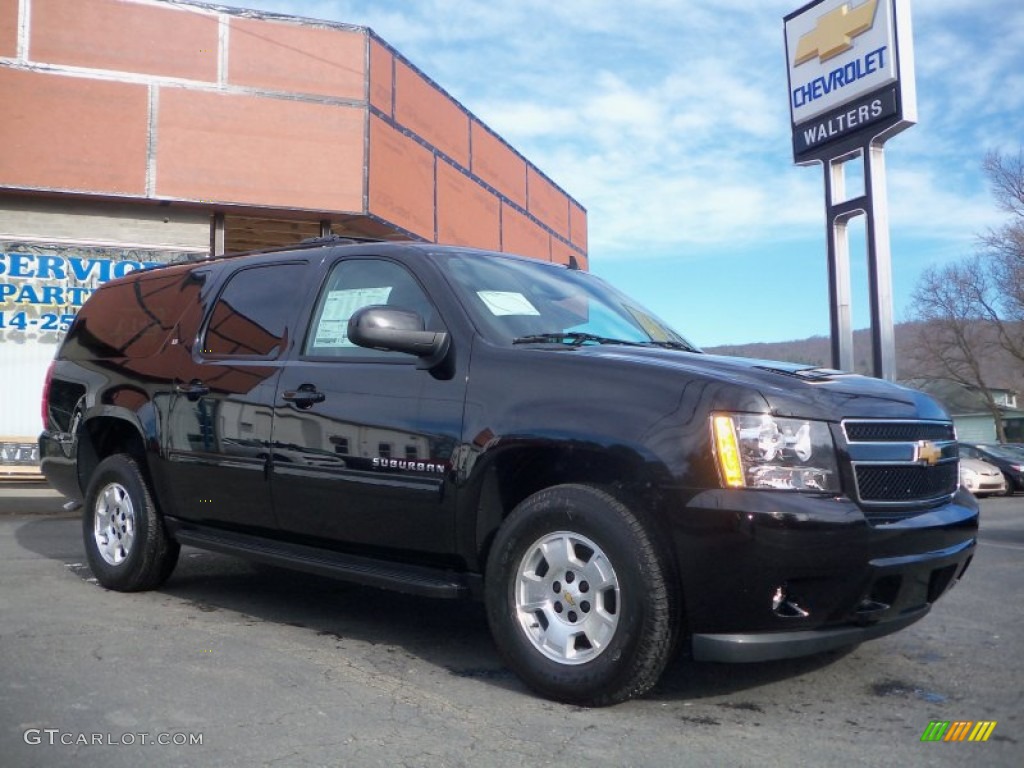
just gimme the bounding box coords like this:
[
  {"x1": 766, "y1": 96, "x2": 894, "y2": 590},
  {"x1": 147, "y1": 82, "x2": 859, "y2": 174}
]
[{"x1": 166, "y1": 520, "x2": 472, "y2": 600}]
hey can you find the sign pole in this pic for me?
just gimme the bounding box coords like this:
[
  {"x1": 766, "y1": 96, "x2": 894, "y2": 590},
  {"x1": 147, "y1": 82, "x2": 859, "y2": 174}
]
[
  {"x1": 864, "y1": 143, "x2": 896, "y2": 379},
  {"x1": 784, "y1": 0, "x2": 916, "y2": 381},
  {"x1": 824, "y1": 156, "x2": 855, "y2": 372}
]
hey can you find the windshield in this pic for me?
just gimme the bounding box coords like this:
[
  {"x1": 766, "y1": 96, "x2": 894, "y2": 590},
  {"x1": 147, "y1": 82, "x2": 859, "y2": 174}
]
[
  {"x1": 979, "y1": 444, "x2": 1024, "y2": 461},
  {"x1": 435, "y1": 251, "x2": 698, "y2": 350}
]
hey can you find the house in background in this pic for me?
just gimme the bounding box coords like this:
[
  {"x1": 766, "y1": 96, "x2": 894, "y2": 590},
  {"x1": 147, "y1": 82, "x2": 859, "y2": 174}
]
[{"x1": 902, "y1": 379, "x2": 1024, "y2": 442}]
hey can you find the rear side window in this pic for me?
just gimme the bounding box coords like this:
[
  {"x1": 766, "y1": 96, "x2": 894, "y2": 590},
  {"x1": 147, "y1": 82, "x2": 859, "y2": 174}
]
[{"x1": 203, "y1": 263, "x2": 306, "y2": 358}]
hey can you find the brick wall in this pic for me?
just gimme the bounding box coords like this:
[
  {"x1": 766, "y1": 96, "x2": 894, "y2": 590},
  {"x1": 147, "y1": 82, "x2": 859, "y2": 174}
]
[{"x1": 0, "y1": 0, "x2": 587, "y2": 263}]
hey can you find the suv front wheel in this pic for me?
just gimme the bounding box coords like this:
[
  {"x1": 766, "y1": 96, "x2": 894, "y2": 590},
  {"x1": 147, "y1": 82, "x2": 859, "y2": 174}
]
[
  {"x1": 82, "y1": 454, "x2": 180, "y2": 592},
  {"x1": 485, "y1": 484, "x2": 676, "y2": 706}
]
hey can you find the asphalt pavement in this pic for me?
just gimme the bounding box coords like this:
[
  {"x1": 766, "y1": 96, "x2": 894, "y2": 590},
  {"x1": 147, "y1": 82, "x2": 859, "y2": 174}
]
[{"x1": 1, "y1": 483, "x2": 1021, "y2": 767}]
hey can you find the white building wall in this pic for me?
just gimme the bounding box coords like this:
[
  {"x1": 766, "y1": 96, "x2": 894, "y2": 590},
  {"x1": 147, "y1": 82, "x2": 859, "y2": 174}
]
[{"x1": 0, "y1": 197, "x2": 210, "y2": 250}]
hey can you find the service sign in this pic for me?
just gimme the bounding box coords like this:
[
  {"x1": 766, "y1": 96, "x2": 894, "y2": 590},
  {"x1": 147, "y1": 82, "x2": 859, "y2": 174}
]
[
  {"x1": 0, "y1": 243, "x2": 172, "y2": 343},
  {"x1": 0, "y1": 242, "x2": 197, "y2": 470},
  {"x1": 784, "y1": 0, "x2": 916, "y2": 161}
]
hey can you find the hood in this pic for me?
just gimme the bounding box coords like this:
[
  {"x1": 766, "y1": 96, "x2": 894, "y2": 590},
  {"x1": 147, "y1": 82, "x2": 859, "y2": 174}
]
[
  {"x1": 960, "y1": 457, "x2": 1002, "y2": 475},
  {"x1": 564, "y1": 346, "x2": 949, "y2": 422}
]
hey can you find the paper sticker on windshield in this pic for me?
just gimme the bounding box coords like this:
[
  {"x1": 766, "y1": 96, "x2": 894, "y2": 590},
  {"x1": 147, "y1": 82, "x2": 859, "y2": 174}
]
[
  {"x1": 477, "y1": 291, "x2": 540, "y2": 316},
  {"x1": 312, "y1": 287, "x2": 392, "y2": 347},
  {"x1": 624, "y1": 304, "x2": 670, "y2": 342}
]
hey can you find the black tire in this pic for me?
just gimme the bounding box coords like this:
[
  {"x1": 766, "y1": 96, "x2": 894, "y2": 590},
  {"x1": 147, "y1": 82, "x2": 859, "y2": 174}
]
[
  {"x1": 82, "y1": 454, "x2": 180, "y2": 592},
  {"x1": 1002, "y1": 475, "x2": 1015, "y2": 496},
  {"x1": 485, "y1": 484, "x2": 676, "y2": 706}
]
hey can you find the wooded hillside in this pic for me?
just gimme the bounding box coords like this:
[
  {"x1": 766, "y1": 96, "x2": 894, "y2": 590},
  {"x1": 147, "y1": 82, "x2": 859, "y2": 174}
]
[{"x1": 705, "y1": 321, "x2": 1022, "y2": 391}]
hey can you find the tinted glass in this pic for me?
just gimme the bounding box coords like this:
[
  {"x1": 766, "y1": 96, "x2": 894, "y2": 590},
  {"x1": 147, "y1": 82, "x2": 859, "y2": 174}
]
[
  {"x1": 304, "y1": 259, "x2": 440, "y2": 358},
  {"x1": 64, "y1": 266, "x2": 200, "y2": 360},
  {"x1": 436, "y1": 252, "x2": 695, "y2": 349},
  {"x1": 203, "y1": 264, "x2": 305, "y2": 358},
  {"x1": 979, "y1": 445, "x2": 1024, "y2": 461}
]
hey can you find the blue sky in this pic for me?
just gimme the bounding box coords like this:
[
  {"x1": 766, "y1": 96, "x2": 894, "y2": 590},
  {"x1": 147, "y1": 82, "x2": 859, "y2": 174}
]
[{"x1": 229, "y1": 0, "x2": 1022, "y2": 347}]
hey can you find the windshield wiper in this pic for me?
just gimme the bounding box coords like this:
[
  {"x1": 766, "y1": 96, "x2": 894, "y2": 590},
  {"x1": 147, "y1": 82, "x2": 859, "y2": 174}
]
[
  {"x1": 639, "y1": 339, "x2": 699, "y2": 352},
  {"x1": 512, "y1": 332, "x2": 646, "y2": 347}
]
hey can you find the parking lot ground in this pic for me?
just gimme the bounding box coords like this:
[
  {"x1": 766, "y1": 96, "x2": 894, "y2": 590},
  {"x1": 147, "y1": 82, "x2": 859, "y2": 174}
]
[{"x1": 1, "y1": 487, "x2": 1021, "y2": 767}]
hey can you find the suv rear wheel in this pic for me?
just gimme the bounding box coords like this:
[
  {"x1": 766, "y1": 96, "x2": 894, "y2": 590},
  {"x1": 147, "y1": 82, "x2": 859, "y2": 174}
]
[
  {"x1": 83, "y1": 454, "x2": 180, "y2": 591},
  {"x1": 485, "y1": 484, "x2": 676, "y2": 706}
]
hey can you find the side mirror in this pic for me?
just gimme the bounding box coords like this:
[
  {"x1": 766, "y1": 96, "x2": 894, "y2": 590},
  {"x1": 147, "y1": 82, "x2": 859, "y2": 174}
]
[{"x1": 347, "y1": 306, "x2": 450, "y2": 368}]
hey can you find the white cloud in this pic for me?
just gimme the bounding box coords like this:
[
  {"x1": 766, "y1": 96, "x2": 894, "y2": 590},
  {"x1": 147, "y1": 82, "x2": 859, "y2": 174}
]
[{"x1": 213, "y1": 0, "x2": 1024, "y2": 340}]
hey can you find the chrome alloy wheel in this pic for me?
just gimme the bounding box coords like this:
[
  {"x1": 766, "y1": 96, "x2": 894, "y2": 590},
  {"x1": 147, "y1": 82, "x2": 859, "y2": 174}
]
[
  {"x1": 93, "y1": 482, "x2": 136, "y2": 566},
  {"x1": 514, "y1": 531, "x2": 620, "y2": 665}
]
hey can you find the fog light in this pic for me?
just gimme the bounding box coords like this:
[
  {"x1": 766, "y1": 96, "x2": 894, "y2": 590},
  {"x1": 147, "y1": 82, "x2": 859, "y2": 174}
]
[{"x1": 772, "y1": 585, "x2": 809, "y2": 618}]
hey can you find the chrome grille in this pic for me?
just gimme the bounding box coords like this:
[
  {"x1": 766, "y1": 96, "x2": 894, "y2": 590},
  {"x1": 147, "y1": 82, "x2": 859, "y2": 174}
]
[
  {"x1": 855, "y1": 463, "x2": 960, "y2": 503},
  {"x1": 842, "y1": 419, "x2": 959, "y2": 513},
  {"x1": 843, "y1": 421, "x2": 955, "y2": 443}
]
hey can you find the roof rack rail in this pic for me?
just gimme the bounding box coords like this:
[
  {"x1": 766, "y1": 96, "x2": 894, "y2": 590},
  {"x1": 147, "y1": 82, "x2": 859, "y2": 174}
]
[
  {"x1": 299, "y1": 234, "x2": 386, "y2": 246},
  {"x1": 158, "y1": 234, "x2": 394, "y2": 269}
]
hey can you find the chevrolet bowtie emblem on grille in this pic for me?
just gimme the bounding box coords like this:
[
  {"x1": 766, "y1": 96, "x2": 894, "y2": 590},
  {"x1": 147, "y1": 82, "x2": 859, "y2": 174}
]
[
  {"x1": 794, "y1": 0, "x2": 879, "y2": 67},
  {"x1": 915, "y1": 441, "x2": 942, "y2": 467}
]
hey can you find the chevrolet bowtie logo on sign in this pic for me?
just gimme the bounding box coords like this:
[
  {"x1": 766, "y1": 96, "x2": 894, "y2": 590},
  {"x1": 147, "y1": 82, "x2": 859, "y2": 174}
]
[
  {"x1": 786, "y1": 0, "x2": 896, "y2": 124},
  {"x1": 783, "y1": 0, "x2": 915, "y2": 160},
  {"x1": 794, "y1": 0, "x2": 879, "y2": 66},
  {"x1": 914, "y1": 441, "x2": 942, "y2": 467}
]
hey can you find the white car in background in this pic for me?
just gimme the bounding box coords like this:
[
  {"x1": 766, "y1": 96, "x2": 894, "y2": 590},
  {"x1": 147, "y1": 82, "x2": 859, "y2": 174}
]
[{"x1": 960, "y1": 457, "x2": 1008, "y2": 497}]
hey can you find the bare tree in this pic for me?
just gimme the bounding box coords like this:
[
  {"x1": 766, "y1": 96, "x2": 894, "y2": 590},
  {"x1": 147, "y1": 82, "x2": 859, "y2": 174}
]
[
  {"x1": 984, "y1": 149, "x2": 1024, "y2": 219},
  {"x1": 976, "y1": 149, "x2": 1024, "y2": 364},
  {"x1": 907, "y1": 258, "x2": 1008, "y2": 442},
  {"x1": 906, "y1": 149, "x2": 1024, "y2": 442}
]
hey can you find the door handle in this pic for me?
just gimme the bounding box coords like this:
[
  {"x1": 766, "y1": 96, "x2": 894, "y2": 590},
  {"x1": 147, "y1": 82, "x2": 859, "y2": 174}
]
[
  {"x1": 282, "y1": 385, "x2": 325, "y2": 408},
  {"x1": 175, "y1": 380, "x2": 210, "y2": 401}
]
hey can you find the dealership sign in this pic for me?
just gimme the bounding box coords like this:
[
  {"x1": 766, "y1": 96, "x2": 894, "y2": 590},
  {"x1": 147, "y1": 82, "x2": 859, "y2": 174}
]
[{"x1": 784, "y1": 0, "x2": 916, "y2": 162}]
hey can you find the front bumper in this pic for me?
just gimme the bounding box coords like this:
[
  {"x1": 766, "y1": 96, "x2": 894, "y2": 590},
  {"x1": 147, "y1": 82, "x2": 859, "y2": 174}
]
[
  {"x1": 664, "y1": 487, "x2": 978, "y2": 661},
  {"x1": 693, "y1": 606, "x2": 929, "y2": 662},
  {"x1": 962, "y1": 476, "x2": 1007, "y2": 494},
  {"x1": 691, "y1": 537, "x2": 973, "y2": 662}
]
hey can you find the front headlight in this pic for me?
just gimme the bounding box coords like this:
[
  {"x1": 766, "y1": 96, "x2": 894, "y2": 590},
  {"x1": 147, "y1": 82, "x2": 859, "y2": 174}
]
[{"x1": 711, "y1": 412, "x2": 839, "y2": 492}]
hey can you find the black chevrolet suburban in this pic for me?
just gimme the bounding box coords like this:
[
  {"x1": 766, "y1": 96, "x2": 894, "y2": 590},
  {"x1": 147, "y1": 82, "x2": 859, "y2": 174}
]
[{"x1": 39, "y1": 239, "x2": 978, "y2": 705}]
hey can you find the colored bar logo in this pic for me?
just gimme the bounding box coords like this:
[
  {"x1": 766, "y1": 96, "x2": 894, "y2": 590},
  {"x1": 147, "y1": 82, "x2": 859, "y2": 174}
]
[{"x1": 921, "y1": 721, "x2": 997, "y2": 742}]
